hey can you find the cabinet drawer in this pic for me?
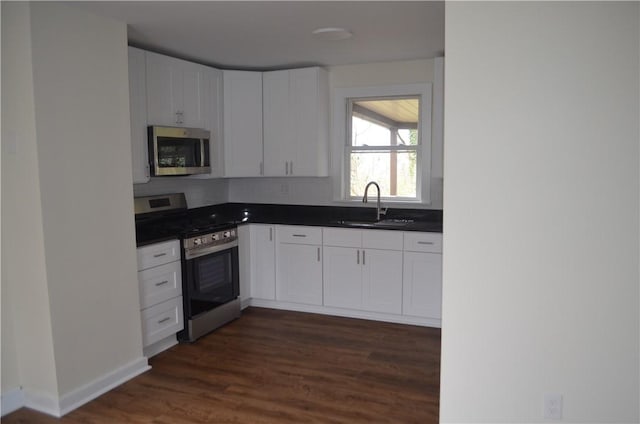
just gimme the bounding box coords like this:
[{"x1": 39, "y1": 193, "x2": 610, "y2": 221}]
[
  {"x1": 323, "y1": 228, "x2": 361, "y2": 248},
  {"x1": 141, "y1": 296, "x2": 184, "y2": 347},
  {"x1": 138, "y1": 261, "x2": 182, "y2": 309},
  {"x1": 403, "y1": 232, "x2": 443, "y2": 253},
  {"x1": 276, "y1": 225, "x2": 322, "y2": 245},
  {"x1": 137, "y1": 239, "x2": 180, "y2": 271},
  {"x1": 362, "y1": 229, "x2": 403, "y2": 251}
]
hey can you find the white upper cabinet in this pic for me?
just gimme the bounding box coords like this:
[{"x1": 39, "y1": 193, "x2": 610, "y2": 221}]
[
  {"x1": 128, "y1": 47, "x2": 150, "y2": 183},
  {"x1": 223, "y1": 70, "x2": 263, "y2": 177},
  {"x1": 263, "y1": 67, "x2": 329, "y2": 177},
  {"x1": 146, "y1": 51, "x2": 209, "y2": 129}
]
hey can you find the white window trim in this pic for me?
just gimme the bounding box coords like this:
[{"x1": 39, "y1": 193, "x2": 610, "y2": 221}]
[{"x1": 331, "y1": 83, "x2": 433, "y2": 205}]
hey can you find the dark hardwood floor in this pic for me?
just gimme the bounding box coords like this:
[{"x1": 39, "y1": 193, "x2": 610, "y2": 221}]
[{"x1": 4, "y1": 307, "x2": 440, "y2": 423}]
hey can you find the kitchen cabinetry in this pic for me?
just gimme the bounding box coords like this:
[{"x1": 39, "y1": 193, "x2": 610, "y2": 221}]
[
  {"x1": 128, "y1": 47, "x2": 150, "y2": 183},
  {"x1": 223, "y1": 70, "x2": 263, "y2": 177},
  {"x1": 323, "y1": 228, "x2": 403, "y2": 314},
  {"x1": 238, "y1": 224, "x2": 276, "y2": 305},
  {"x1": 263, "y1": 67, "x2": 329, "y2": 177},
  {"x1": 402, "y1": 232, "x2": 442, "y2": 320},
  {"x1": 136, "y1": 239, "x2": 184, "y2": 357},
  {"x1": 275, "y1": 225, "x2": 322, "y2": 305},
  {"x1": 146, "y1": 51, "x2": 210, "y2": 129}
]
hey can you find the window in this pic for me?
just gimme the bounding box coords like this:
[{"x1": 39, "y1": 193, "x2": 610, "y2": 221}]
[
  {"x1": 348, "y1": 96, "x2": 420, "y2": 200},
  {"x1": 333, "y1": 83, "x2": 432, "y2": 204}
]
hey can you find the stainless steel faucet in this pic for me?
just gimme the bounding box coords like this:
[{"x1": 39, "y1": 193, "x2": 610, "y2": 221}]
[{"x1": 363, "y1": 181, "x2": 387, "y2": 221}]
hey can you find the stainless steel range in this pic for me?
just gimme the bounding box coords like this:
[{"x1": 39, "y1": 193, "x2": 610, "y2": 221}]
[
  {"x1": 134, "y1": 193, "x2": 241, "y2": 343},
  {"x1": 180, "y1": 227, "x2": 240, "y2": 342}
]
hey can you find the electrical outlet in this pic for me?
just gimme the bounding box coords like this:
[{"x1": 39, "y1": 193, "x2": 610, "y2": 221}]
[
  {"x1": 543, "y1": 393, "x2": 563, "y2": 420},
  {"x1": 280, "y1": 183, "x2": 289, "y2": 196}
]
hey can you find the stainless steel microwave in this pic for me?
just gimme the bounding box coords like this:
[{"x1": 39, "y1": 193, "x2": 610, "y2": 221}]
[{"x1": 148, "y1": 126, "x2": 210, "y2": 176}]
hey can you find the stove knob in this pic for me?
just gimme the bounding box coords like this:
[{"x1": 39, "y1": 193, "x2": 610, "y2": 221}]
[
  {"x1": 193, "y1": 238, "x2": 202, "y2": 246},
  {"x1": 223, "y1": 231, "x2": 231, "y2": 238},
  {"x1": 212, "y1": 234, "x2": 219, "y2": 241}
]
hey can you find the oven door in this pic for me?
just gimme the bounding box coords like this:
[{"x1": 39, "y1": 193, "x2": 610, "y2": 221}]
[{"x1": 183, "y1": 243, "x2": 239, "y2": 318}]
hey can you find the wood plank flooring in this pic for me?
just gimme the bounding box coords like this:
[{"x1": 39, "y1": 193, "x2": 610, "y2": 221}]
[{"x1": 4, "y1": 307, "x2": 440, "y2": 423}]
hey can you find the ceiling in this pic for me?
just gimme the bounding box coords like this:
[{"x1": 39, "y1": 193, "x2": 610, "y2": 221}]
[{"x1": 67, "y1": 1, "x2": 444, "y2": 70}]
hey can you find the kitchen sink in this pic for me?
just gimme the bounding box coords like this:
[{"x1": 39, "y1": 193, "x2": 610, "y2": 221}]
[{"x1": 332, "y1": 218, "x2": 415, "y2": 228}]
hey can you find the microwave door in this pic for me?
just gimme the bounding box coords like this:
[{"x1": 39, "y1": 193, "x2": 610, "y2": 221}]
[{"x1": 154, "y1": 137, "x2": 204, "y2": 176}]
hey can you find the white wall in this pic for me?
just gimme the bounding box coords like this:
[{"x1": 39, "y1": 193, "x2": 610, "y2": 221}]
[
  {"x1": 28, "y1": 2, "x2": 146, "y2": 398},
  {"x1": 441, "y1": 2, "x2": 639, "y2": 423},
  {"x1": 1, "y1": 1, "x2": 60, "y2": 408},
  {"x1": 228, "y1": 58, "x2": 444, "y2": 208}
]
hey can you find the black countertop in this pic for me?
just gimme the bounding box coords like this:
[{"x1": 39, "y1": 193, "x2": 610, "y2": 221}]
[
  {"x1": 193, "y1": 203, "x2": 443, "y2": 232},
  {"x1": 136, "y1": 202, "x2": 442, "y2": 247}
]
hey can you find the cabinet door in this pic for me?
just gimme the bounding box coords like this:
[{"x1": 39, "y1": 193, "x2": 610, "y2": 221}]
[
  {"x1": 402, "y1": 251, "x2": 442, "y2": 319},
  {"x1": 223, "y1": 70, "x2": 263, "y2": 177},
  {"x1": 323, "y1": 246, "x2": 362, "y2": 309},
  {"x1": 181, "y1": 61, "x2": 207, "y2": 129},
  {"x1": 361, "y1": 249, "x2": 403, "y2": 314},
  {"x1": 290, "y1": 67, "x2": 329, "y2": 177},
  {"x1": 128, "y1": 47, "x2": 150, "y2": 183},
  {"x1": 187, "y1": 66, "x2": 223, "y2": 179},
  {"x1": 276, "y1": 243, "x2": 322, "y2": 305},
  {"x1": 263, "y1": 70, "x2": 291, "y2": 176},
  {"x1": 146, "y1": 52, "x2": 181, "y2": 126},
  {"x1": 250, "y1": 225, "x2": 276, "y2": 300}
]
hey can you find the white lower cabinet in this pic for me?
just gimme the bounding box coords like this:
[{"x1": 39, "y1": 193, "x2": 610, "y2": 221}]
[
  {"x1": 239, "y1": 224, "x2": 276, "y2": 304},
  {"x1": 322, "y1": 228, "x2": 403, "y2": 314},
  {"x1": 323, "y1": 246, "x2": 362, "y2": 309},
  {"x1": 275, "y1": 225, "x2": 323, "y2": 305},
  {"x1": 239, "y1": 223, "x2": 443, "y2": 327},
  {"x1": 140, "y1": 296, "x2": 184, "y2": 347},
  {"x1": 136, "y1": 239, "x2": 184, "y2": 357},
  {"x1": 402, "y1": 232, "x2": 443, "y2": 320},
  {"x1": 361, "y1": 249, "x2": 403, "y2": 314}
]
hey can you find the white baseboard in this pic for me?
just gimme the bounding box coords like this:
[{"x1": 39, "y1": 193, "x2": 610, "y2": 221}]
[
  {"x1": 24, "y1": 389, "x2": 60, "y2": 417},
  {"x1": 248, "y1": 298, "x2": 442, "y2": 328},
  {"x1": 57, "y1": 356, "x2": 150, "y2": 417},
  {"x1": 240, "y1": 297, "x2": 251, "y2": 310},
  {"x1": 1, "y1": 387, "x2": 25, "y2": 417}
]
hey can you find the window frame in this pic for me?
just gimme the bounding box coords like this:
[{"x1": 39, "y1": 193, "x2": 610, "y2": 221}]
[{"x1": 332, "y1": 83, "x2": 433, "y2": 205}]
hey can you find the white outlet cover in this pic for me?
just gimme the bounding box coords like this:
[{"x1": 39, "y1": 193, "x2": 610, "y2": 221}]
[{"x1": 543, "y1": 393, "x2": 563, "y2": 420}]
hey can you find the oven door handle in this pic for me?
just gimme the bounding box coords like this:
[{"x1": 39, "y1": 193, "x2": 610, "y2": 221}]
[{"x1": 184, "y1": 239, "x2": 238, "y2": 260}]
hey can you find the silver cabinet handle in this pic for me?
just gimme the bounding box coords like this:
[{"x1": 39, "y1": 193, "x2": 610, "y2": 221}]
[
  {"x1": 269, "y1": 227, "x2": 273, "y2": 241},
  {"x1": 317, "y1": 247, "x2": 320, "y2": 262},
  {"x1": 155, "y1": 280, "x2": 169, "y2": 287},
  {"x1": 292, "y1": 234, "x2": 307, "y2": 238},
  {"x1": 158, "y1": 317, "x2": 171, "y2": 324},
  {"x1": 357, "y1": 249, "x2": 360, "y2": 264},
  {"x1": 363, "y1": 250, "x2": 366, "y2": 265},
  {"x1": 153, "y1": 253, "x2": 167, "y2": 258},
  {"x1": 417, "y1": 241, "x2": 434, "y2": 245}
]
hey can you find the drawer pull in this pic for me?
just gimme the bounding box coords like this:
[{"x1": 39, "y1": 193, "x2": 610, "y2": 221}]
[
  {"x1": 292, "y1": 234, "x2": 307, "y2": 238},
  {"x1": 357, "y1": 250, "x2": 360, "y2": 265},
  {"x1": 417, "y1": 241, "x2": 434, "y2": 245},
  {"x1": 153, "y1": 253, "x2": 167, "y2": 258},
  {"x1": 157, "y1": 317, "x2": 171, "y2": 324},
  {"x1": 363, "y1": 250, "x2": 366, "y2": 265},
  {"x1": 155, "y1": 280, "x2": 169, "y2": 287}
]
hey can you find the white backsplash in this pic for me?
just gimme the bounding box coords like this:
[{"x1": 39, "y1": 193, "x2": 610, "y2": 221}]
[{"x1": 133, "y1": 178, "x2": 228, "y2": 208}]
